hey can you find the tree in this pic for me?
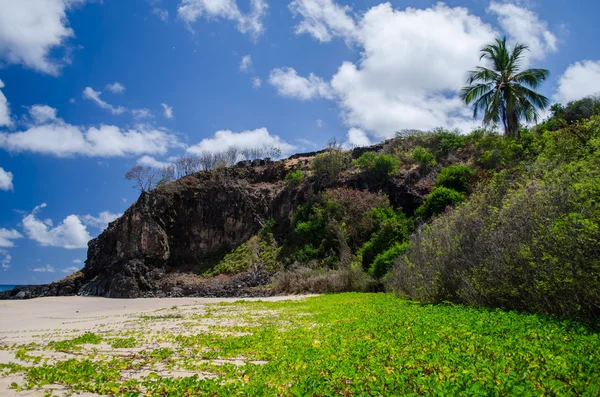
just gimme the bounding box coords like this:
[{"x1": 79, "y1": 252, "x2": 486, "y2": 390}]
[{"x1": 461, "y1": 37, "x2": 550, "y2": 138}]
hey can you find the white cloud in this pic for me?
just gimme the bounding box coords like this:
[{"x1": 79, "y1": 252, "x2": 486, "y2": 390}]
[
  {"x1": 132, "y1": 108, "x2": 153, "y2": 119},
  {"x1": 1, "y1": 253, "x2": 11, "y2": 271},
  {"x1": 0, "y1": 228, "x2": 23, "y2": 248},
  {"x1": 0, "y1": 167, "x2": 14, "y2": 191},
  {"x1": 187, "y1": 128, "x2": 295, "y2": 155},
  {"x1": 61, "y1": 265, "x2": 80, "y2": 273},
  {"x1": 28, "y1": 105, "x2": 58, "y2": 124},
  {"x1": 32, "y1": 264, "x2": 55, "y2": 273},
  {"x1": 153, "y1": 7, "x2": 169, "y2": 22},
  {"x1": 137, "y1": 155, "x2": 172, "y2": 169},
  {"x1": 178, "y1": 0, "x2": 268, "y2": 38},
  {"x1": 161, "y1": 103, "x2": 174, "y2": 119},
  {"x1": 0, "y1": 0, "x2": 86, "y2": 75},
  {"x1": 0, "y1": 111, "x2": 181, "y2": 157},
  {"x1": 316, "y1": 119, "x2": 324, "y2": 128},
  {"x1": 346, "y1": 128, "x2": 370, "y2": 147},
  {"x1": 556, "y1": 60, "x2": 600, "y2": 103},
  {"x1": 72, "y1": 259, "x2": 83, "y2": 264},
  {"x1": 273, "y1": 2, "x2": 502, "y2": 138},
  {"x1": 269, "y1": 67, "x2": 333, "y2": 101},
  {"x1": 252, "y1": 77, "x2": 262, "y2": 89},
  {"x1": 105, "y1": 82, "x2": 126, "y2": 94},
  {"x1": 488, "y1": 2, "x2": 557, "y2": 63},
  {"x1": 289, "y1": 0, "x2": 358, "y2": 43},
  {"x1": 81, "y1": 211, "x2": 121, "y2": 230},
  {"x1": 240, "y1": 55, "x2": 252, "y2": 72},
  {"x1": 83, "y1": 87, "x2": 127, "y2": 115},
  {"x1": 0, "y1": 80, "x2": 12, "y2": 127},
  {"x1": 22, "y1": 203, "x2": 92, "y2": 249}
]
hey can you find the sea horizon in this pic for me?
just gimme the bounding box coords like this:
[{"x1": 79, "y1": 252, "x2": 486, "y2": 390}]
[{"x1": 0, "y1": 285, "x2": 18, "y2": 292}]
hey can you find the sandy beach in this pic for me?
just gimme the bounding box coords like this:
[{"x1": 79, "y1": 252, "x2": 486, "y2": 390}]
[{"x1": 0, "y1": 295, "x2": 312, "y2": 396}]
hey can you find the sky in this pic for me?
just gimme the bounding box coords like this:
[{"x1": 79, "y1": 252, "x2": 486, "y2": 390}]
[{"x1": 0, "y1": 0, "x2": 599, "y2": 285}]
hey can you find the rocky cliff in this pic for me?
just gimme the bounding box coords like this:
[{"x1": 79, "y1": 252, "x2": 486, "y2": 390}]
[{"x1": 2, "y1": 142, "x2": 445, "y2": 299}]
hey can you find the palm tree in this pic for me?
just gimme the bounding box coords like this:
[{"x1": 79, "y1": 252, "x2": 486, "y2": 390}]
[{"x1": 461, "y1": 37, "x2": 550, "y2": 138}]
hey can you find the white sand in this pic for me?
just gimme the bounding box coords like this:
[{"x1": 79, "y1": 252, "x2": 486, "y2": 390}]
[{"x1": 0, "y1": 295, "x2": 312, "y2": 396}]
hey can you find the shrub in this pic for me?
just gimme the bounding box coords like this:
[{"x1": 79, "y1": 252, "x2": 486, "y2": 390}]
[
  {"x1": 389, "y1": 120, "x2": 600, "y2": 322},
  {"x1": 284, "y1": 169, "x2": 304, "y2": 185},
  {"x1": 359, "y1": 208, "x2": 412, "y2": 272},
  {"x1": 369, "y1": 242, "x2": 408, "y2": 279},
  {"x1": 311, "y1": 149, "x2": 351, "y2": 184},
  {"x1": 430, "y1": 128, "x2": 467, "y2": 156},
  {"x1": 203, "y1": 234, "x2": 280, "y2": 277},
  {"x1": 271, "y1": 262, "x2": 372, "y2": 294},
  {"x1": 415, "y1": 187, "x2": 464, "y2": 218},
  {"x1": 354, "y1": 152, "x2": 400, "y2": 179},
  {"x1": 411, "y1": 146, "x2": 436, "y2": 169},
  {"x1": 435, "y1": 165, "x2": 474, "y2": 193}
]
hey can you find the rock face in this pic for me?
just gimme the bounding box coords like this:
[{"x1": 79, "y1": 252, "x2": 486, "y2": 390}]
[{"x1": 1, "y1": 146, "x2": 438, "y2": 300}]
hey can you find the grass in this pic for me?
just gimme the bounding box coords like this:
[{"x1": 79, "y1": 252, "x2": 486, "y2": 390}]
[{"x1": 2, "y1": 293, "x2": 599, "y2": 396}]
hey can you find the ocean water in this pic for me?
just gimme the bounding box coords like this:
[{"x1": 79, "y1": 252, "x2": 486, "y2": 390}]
[{"x1": 0, "y1": 285, "x2": 17, "y2": 292}]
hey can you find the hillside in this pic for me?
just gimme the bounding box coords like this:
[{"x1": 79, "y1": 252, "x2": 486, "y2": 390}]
[{"x1": 3, "y1": 97, "x2": 600, "y2": 323}]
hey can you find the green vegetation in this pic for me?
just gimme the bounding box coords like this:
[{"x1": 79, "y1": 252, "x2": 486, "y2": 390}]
[
  {"x1": 4, "y1": 294, "x2": 600, "y2": 396},
  {"x1": 203, "y1": 233, "x2": 280, "y2": 277},
  {"x1": 284, "y1": 169, "x2": 304, "y2": 185},
  {"x1": 392, "y1": 108, "x2": 600, "y2": 323},
  {"x1": 310, "y1": 148, "x2": 351, "y2": 184},
  {"x1": 434, "y1": 165, "x2": 474, "y2": 193},
  {"x1": 354, "y1": 151, "x2": 400, "y2": 179},
  {"x1": 415, "y1": 187, "x2": 465, "y2": 218},
  {"x1": 411, "y1": 146, "x2": 436, "y2": 169},
  {"x1": 461, "y1": 37, "x2": 550, "y2": 137}
]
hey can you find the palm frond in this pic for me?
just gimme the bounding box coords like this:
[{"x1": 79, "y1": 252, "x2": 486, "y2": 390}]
[{"x1": 513, "y1": 68, "x2": 549, "y2": 89}]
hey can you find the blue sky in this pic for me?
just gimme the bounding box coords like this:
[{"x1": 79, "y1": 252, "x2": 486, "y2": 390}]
[{"x1": 0, "y1": 0, "x2": 599, "y2": 285}]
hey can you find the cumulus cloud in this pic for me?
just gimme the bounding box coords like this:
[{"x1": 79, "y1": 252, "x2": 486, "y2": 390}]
[
  {"x1": 83, "y1": 87, "x2": 127, "y2": 115},
  {"x1": 72, "y1": 259, "x2": 83, "y2": 264},
  {"x1": 80, "y1": 211, "x2": 121, "y2": 230},
  {"x1": 289, "y1": 0, "x2": 358, "y2": 43},
  {"x1": 269, "y1": 67, "x2": 333, "y2": 101},
  {"x1": 187, "y1": 128, "x2": 295, "y2": 155},
  {"x1": 161, "y1": 103, "x2": 174, "y2": 119},
  {"x1": 137, "y1": 155, "x2": 172, "y2": 169},
  {"x1": 488, "y1": 2, "x2": 557, "y2": 63},
  {"x1": 0, "y1": 228, "x2": 23, "y2": 248},
  {"x1": 22, "y1": 203, "x2": 92, "y2": 249},
  {"x1": 28, "y1": 105, "x2": 58, "y2": 124},
  {"x1": 178, "y1": 0, "x2": 268, "y2": 38},
  {"x1": 0, "y1": 167, "x2": 14, "y2": 191},
  {"x1": 252, "y1": 77, "x2": 262, "y2": 89},
  {"x1": 556, "y1": 60, "x2": 600, "y2": 103},
  {"x1": 61, "y1": 265, "x2": 80, "y2": 273},
  {"x1": 240, "y1": 55, "x2": 252, "y2": 72},
  {"x1": 0, "y1": 106, "x2": 181, "y2": 157},
  {"x1": 0, "y1": 80, "x2": 12, "y2": 127},
  {"x1": 346, "y1": 128, "x2": 370, "y2": 148},
  {"x1": 32, "y1": 264, "x2": 56, "y2": 273},
  {"x1": 0, "y1": 0, "x2": 86, "y2": 75},
  {"x1": 105, "y1": 82, "x2": 126, "y2": 94}
]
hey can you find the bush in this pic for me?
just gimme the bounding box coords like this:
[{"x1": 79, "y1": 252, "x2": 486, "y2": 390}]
[
  {"x1": 203, "y1": 234, "x2": 280, "y2": 277},
  {"x1": 284, "y1": 169, "x2": 304, "y2": 185},
  {"x1": 369, "y1": 242, "x2": 408, "y2": 279},
  {"x1": 359, "y1": 208, "x2": 412, "y2": 273},
  {"x1": 415, "y1": 187, "x2": 464, "y2": 218},
  {"x1": 430, "y1": 128, "x2": 467, "y2": 156},
  {"x1": 435, "y1": 165, "x2": 474, "y2": 193},
  {"x1": 412, "y1": 146, "x2": 436, "y2": 169},
  {"x1": 271, "y1": 262, "x2": 372, "y2": 294},
  {"x1": 389, "y1": 119, "x2": 600, "y2": 322},
  {"x1": 354, "y1": 152, "x2": 400, "y2": 179},
  {"x1": 311, "y1": 150, "x2": 351, "y2": 184}
]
